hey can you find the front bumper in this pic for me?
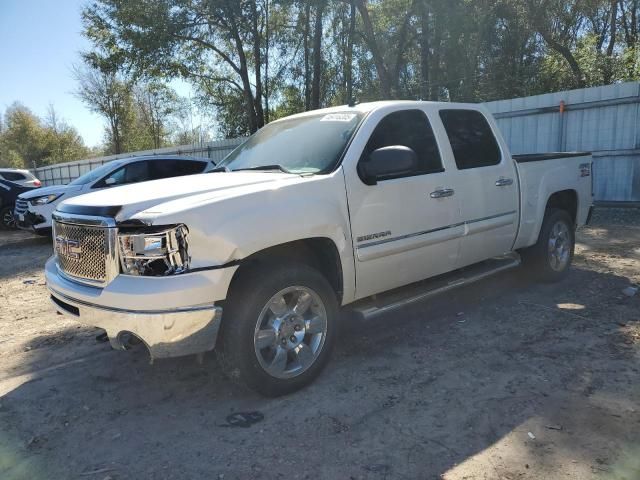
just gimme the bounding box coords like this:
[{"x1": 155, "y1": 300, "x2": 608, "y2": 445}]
[
  {"x1": 14, "y1": 203, "x2": 53, "y2": 231},
  {"x1": 49, "y1": 288, "x2": 222, "y2": 359},
  {"x1": 45, "y1": 257, "x2": 237, "y2": 359},
  {"x1": 15, "y1": 210, "x2": 47, "y2": 231}
]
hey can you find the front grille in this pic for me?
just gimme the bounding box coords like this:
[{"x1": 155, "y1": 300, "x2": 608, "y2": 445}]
[
  {"x1": 53, "y1": 221, "x2": 109, "y2": 284},
  {"x1": 14, "y1": 199, "x2": 28, "y2": 214}
]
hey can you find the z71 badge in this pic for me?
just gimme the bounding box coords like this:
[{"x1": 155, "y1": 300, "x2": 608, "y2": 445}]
[{"x1": 357, "y1": 230, "x2": 392, "y2": 242}]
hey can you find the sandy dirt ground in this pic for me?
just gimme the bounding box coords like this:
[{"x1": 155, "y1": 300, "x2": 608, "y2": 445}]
[{"x1": 0, "y1": 209, "x2": 639, "y2": 480}]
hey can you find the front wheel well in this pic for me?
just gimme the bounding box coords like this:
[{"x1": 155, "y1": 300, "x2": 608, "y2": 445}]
[
  {"x1": 227, "y1": 238, "x2": 344, "y2": 304},
  {"x1": 545, "y1": 190, "x2": 577, "y2": 224}
]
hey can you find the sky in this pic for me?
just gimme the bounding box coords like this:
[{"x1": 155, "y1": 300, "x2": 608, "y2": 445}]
[{"x1": 0, "y1": 0, "x2": 106, "y2": 146}]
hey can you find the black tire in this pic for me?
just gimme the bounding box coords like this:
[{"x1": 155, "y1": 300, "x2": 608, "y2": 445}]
[
  {"x1": 521, "y1": 208, "x2": 575, "y2": 282},
  {"x1": 0, "y1": 206, "x2": 16, "y2": 230},
  {"x1": 217, "y1": 262, "x2": 338, "y2": 397}
]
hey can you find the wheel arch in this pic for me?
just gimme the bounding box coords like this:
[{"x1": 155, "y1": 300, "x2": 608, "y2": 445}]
[
  {"x1": 227, "y1": 237, "x2": 345, "y2": 305},
  {"x1": 545, "y1": 189, "x2": 578, "y2": 224}
]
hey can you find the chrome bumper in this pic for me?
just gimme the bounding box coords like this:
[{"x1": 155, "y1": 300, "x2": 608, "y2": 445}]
[{"x1": 49, "y1": 288, "x2": 222, "y2": 360}]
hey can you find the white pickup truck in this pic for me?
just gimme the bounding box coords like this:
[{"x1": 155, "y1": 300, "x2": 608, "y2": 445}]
[{"x1": 46, "y1": 101, "x2": 593, "y2": 396}]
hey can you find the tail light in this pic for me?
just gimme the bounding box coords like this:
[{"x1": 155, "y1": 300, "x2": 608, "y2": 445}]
[{"x1": 34, "y1": 179, "x2": 42, "y2": 187}]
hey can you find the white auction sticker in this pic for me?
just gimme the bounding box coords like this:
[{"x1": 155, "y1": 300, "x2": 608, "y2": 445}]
[{"x1": 320, "y1": 113, "x2": 357, "y2": 122}]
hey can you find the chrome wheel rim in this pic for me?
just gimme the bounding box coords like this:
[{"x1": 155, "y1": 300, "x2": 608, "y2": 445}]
[
  {"x1": 2, "y1": 210, "x2": 15, "y2": 228},
  {"x1": 548, "y1": 220, "x2": 571, "y2": 271},
  {"x1": 254, "y1": 286, "x2": 327, "y2": 379}
]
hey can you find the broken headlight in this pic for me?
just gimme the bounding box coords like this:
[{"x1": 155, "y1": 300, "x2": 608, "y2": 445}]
[{"x1": 118, "y1": 225, "x2": 190, "y2": 276}]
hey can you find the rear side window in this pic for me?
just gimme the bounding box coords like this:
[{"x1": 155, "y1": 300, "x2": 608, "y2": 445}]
[
  {"x1": 439, "y1": 110, "x2": 501, "y2": 169},
  {"x1": 149, "y1": 160, "x2": 207, "y2": 180},
  {"x1": 360, "y1": 109, "x2": 443, "y2": 178},
  {"x1": 1, "y1": 172, "x2": 26, "y2": 181}
]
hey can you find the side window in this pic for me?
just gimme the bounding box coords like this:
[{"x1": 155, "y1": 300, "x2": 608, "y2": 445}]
[
  {"x1": 439, "y1": 109, "x2": 501, "y2": 170},
  {"x1": 94, "y1": 161, "x2": 150, "y2": 188},
  {"x1": 360, "y1": 109, "x2": 443, "y2": 179},
  {"x1": 2, "y1": 172, "x2": 26, "y2": 181},
  {"x1": 149, "y1": 160, "x2": 207, "y2": 180}
]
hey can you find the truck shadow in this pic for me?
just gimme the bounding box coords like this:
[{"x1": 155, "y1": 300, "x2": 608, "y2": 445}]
[{"x1": 1, "y1": 264, "x2": 638, "y2": 479}]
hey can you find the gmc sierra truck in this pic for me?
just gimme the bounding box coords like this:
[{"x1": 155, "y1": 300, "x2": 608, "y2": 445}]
[{"x1": 46, "y1": 101, "x2": 593, "y2": 396}]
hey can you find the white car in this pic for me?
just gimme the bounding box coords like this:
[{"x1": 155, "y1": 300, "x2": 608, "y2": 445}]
[
  {"x1": 0, "y1": 168, "x2": 41, "y2": 188},
  {"x1": 15, "y1": 155, "x2": 211, "y2": 235},
  {"x1": 46, "y1": 101, "x2": 593, "y2": 396}
]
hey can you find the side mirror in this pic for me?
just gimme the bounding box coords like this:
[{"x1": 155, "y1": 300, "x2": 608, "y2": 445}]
[
  {"x1": 360, "y1": 145, "x2": 418, "y2": 185},
  {"x1": 104, "y1": 177, "x2": 116, "y2": 186}
]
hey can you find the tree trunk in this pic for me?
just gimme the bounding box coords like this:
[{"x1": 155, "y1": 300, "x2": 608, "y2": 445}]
[
  {"x1": 353, "y1": 0, "x2": 392, "y2": 98},
  {"x1": 538, "y1": 30, "x2": 586, "y2": 88},
  {"x1": 264, "y1": 0, "x2": 270, "y2": 123},
  {"x1": 251, "y1": 2, "x2": 265, "y2": 128},
  {"x1": 419, "y1": 0, "x2": 430, "y2": 100},
  {"x1": 311, "y1": 1, "x2": 325, "y2": 109},
  {"x1": 229, "y1": 17, "x2": 259, "y2": 132},
  {"x1": 430, "y1": 5, "x2": 442, "y2": 101},
  {"x1": 303, "y1": 3, "x2": 311, "y2": 110},
  {"x1": 392, "y1": 1, "x2": 417, "y2": 96},
  {"x1": 607, "y1": 0, "x2": 618, "y2": 56},
  {"x1": 345, "y1": 0, "x2": 356, "y2": 104}
]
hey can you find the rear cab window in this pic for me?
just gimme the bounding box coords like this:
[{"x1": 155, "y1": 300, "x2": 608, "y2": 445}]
[
  {"x1": 439, "y1": 109, "x2": 501, "y2": 170},
  {"x1": 359, "y1": 109, "x2": 443, "y2": 182}
]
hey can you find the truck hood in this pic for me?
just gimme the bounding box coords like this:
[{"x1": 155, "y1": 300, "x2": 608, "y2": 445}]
[
  {"x1": 57, "y1": 171, "x2": 302, "y2": 221},
  {"x1": 19, "y1": 184, "x2": 79, "y2": 200}
]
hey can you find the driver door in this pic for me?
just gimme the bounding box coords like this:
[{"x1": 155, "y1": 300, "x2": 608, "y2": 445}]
[{"x1": 344, "y1": 107, "x2": 463, "y2": 299}]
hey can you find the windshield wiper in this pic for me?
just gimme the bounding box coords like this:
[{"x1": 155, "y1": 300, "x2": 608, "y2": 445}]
[{"x1": 232, "y1": 164, "x2": 292, "y2": 173}]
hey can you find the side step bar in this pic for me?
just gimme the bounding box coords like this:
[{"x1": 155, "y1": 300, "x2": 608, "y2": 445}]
[{"x1": 349, "y1": 254, "x2": 521, "y2": 320}]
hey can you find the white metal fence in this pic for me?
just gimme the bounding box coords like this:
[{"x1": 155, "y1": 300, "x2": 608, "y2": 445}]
[
  {"x1": 485, "y1": 82, "x2": 640, "y2": 204},
  {"x1": 33, "y1": 138, "x2": 244, "y2": 186}
]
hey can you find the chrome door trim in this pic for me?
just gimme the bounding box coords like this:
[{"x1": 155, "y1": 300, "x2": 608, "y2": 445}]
[{"x1": 357, "y1": 210, "x2": 517, "y2": 249}]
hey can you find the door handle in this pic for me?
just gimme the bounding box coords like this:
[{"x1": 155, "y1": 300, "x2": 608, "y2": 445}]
[
  {"x1": 430, "y1": 188, "x2": 455, "y2": 198},
  {"x1": 495, "y1": 177, "x2": 514, "y2": 187}
]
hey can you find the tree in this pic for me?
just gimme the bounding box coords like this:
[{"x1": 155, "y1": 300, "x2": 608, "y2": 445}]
[
  {"x1": 73, "y1": 65, "x2": 135, "y2": 154},
  {"x1": 0, "y1": 103, "x2": 88, "y2": 168},
  {"x1": 82, "y1": 0, "x2": 272, "y2": 134},
  {"x1": 134, "y1": 82, "x2": 181, "y2": 149}
]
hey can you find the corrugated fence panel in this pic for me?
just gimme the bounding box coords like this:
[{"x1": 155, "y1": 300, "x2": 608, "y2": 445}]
[{"x1": 485, "y1": 81, "x2": 640, "y2": 203}]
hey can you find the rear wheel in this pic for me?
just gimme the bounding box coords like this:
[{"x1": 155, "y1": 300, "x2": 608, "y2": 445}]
[
  {"x1": 217, "y1": 262, "x2": 338, "y2": 396},
  {"x1": 521, "y1": 208, "x2": 575, "y2": 282},
  {"x1": 0, "y1": 206, "x2": 16, "y2": 230}
]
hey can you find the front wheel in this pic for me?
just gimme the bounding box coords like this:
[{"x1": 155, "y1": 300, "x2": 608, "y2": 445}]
[
  {"x1": 0, "y1": 206, "x2": 16, "y2": 230},
  {"x1": 217, "y1": 262, "x2": 338, "y2": 396},
  {"x1": 521, "y1": 208, "x2": 575, "y2": 282}
]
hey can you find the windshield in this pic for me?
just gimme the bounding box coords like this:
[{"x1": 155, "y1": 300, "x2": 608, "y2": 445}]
[
  {"x1": 69, "y1": 161, "x2": 124, "y2": 186},
  {"x1": 217, "y1": 112, "x2": 364, "y2": 174}
]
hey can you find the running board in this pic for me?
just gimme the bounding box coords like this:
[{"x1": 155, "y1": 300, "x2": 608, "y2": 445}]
[{"x1": 349, "y1": 254, "x2": 521, "y2": 320}]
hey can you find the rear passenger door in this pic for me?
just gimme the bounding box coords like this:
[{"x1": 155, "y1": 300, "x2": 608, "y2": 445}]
[
  {"x1": 438, "y1": 108, "x2": 519, "y2": 266},
  {"x1": 345, "y1": 108, "x2": 463, "y2": 299}
]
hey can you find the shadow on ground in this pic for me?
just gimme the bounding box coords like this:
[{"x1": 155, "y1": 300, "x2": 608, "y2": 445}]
[{"x1": 1, "y1": 261, "x2": 638, "y2": 479}]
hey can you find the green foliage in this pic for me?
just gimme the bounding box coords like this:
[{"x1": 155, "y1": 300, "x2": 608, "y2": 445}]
[
  {"x1": 0, "y1": 103, "x2": 89, "y2": 169},
  {"x1": 77, "y1": 0, "x2": 640, "y2": 136}
]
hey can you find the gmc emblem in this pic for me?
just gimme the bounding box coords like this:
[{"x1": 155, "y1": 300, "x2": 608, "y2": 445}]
[{"x1": 55, "y1": 236, "x2": 81, "y2": 260}]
